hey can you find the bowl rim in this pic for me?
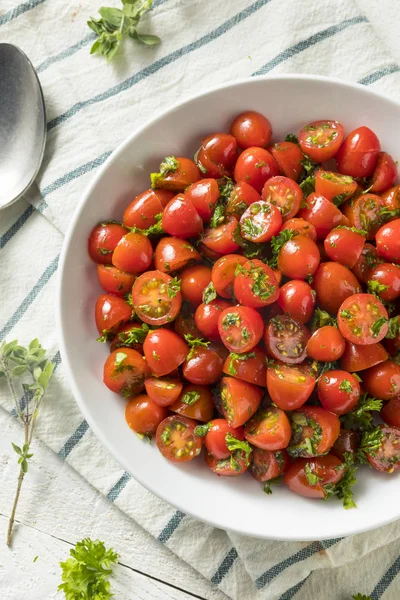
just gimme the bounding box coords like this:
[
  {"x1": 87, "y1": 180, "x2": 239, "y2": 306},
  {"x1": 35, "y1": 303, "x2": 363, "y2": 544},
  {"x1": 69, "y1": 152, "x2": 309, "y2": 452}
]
[{"x1": 56, "y1": 74, "x2": 400, "y2": 540}]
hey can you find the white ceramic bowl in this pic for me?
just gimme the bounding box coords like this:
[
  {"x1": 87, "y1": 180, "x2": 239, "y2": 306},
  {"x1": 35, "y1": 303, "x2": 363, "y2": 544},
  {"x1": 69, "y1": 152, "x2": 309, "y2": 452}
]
[{"x1": 57, "y1": 75, "x2": 400, "y2": 540}]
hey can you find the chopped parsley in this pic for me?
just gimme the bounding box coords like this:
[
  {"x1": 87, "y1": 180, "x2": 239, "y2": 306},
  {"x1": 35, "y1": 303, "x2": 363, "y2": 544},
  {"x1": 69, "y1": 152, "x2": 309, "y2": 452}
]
[
  {"x1": 238, "y1": 261, "x2": 276, "y2": 301},
  {"x1": 311, "y1": 307, "x2": 337, "y2": 331},
  {"x1": 181, "y1": 391, "x2": 201, "y2": 405},
  {"x1": 130, "y1": 212, "x2": 164, "y2": 236},
  {"x1": 263, "y1": 475, "x2": 283, "y2": 494},
  {"x1": 202, "y1": 282, "x2": 217, "y2": 305},
  {"x1": 167, "y1": 276, "x2": 181, "y2": 298},
  {"x1": 341, "y1": 394, "x2": 383, "y2": 431},
  {"x1": 152, "y1": 351, "x2": 160, "y2": 361},
  {"x1": 299, "y1": 175, "x2": 315, "y2": 197},
  {"x1": 339, "y1": 379, "x2": 353, "y2": 394},
  {"x1": 241, "y1": 218, "x2": 263, "y2": 238},
  {"x1": 222, "y1": 312, "x2": 242, "y2": 329},
  {"x1": 194, "y1": 423, "x2": 211, "y2": 437},
  {"x1": 150, "y1": 156, "x2": 179, "y2": 188},
  {"x1": 304, "y1": 463, "x2": 322, "y2": 486},
  {"x1": 225, "y1": 433, "x2": 253, "y2": 470},
  {"x1": 285, "y1": 133, "x2": 299, "y2": 144},
  {"x1": 184, "y1": 334, "x2": 210, "y2": 359},
  {"x1": 367, "y1": 280, "x2": 389, "y2": 297},
  {"x1": 226, "y1": 352, "x2": 256, "y2": 376},
  {"x1": 357, "y1": 426, "x2": 383, "y2": 463},
  {"x1": 324, "y1": 453, "x2": 357, "y2": 509},
  {"x1": 269, "y1": 229, "x2": 297, "y2": 269},
  {"x1": 371, "y1": 316, "x2": 388, "y2": 338},
  {"x1": 386, "y1": 316, "x2": 400, "y2": 339}
]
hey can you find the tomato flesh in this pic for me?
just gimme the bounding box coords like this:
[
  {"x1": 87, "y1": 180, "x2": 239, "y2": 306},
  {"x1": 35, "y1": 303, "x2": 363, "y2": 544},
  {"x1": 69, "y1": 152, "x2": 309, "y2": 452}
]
[
  {"x1": 217, "y1": 376, "x2": 263, "y2": 428},
  {"x1": 261, "y1": 176, "x2": 303, "y2": 220},
  {"x1": 284, "y1": 455, "x2": 344, "y2": 499},
  {"x1": 299, "y1": 120, "x2": 344, "y2": 163},
  {"x1": 266, "y1": 364, "x2": 316, "y2": 410},
  {"x1": 132, "y1": 270, "x2": 182, "y2": 326},
  {"x1": 218, "y1": 306, "x2": 264, "y2": 353},
  {"x1": 265, "y1": 315, "x2": 310, "y2": 364},
  {"x1": 234, "y1": 259, "x2": 279, "y2": 308},
  {"x1": 156, "y1": 415, "x2": 203, "y2": 462},
  {"x1": 244, "y1": 407, "x2": 292, "y2": 450},
  {"x1": 250, "y1": 448, "x2": 291, "y2": 482},
  {"x1": 287, "y1": 406, "x2": 340, "y2": 458},
  {"x1": 338, "y1": 293, "x2": 389, "y2": 345}
]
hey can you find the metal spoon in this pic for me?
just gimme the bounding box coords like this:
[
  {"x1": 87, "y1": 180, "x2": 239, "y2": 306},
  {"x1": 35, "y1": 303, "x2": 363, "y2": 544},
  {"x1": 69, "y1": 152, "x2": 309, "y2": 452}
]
[{"x1": 0, "y1": 43, "x2": 46, "y2": 210}]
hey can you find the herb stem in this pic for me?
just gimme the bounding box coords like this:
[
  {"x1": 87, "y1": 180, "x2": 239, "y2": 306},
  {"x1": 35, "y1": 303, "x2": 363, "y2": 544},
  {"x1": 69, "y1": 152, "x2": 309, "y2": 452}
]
[{"x1": 6, "y1": 465, "x2": 26, "y2": 547}]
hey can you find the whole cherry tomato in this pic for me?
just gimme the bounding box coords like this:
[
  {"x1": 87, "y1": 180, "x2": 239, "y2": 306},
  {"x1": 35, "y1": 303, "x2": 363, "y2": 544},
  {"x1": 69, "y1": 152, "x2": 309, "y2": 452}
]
[
  {"x1": 112, "y1": 232, "x2": 153, "y2": 274},
  {"x1": 340, "y1": 341, "x2": 388, "y2": 372},
  {"x1": 154, "y1": 237, "x2": 200, "y2": 273},
  {"x1": 312, "y1": 262, "x2": 362, "y2": 314},
  {"x1": 376, "y1": 219, "x2": 400, "y2": 263},
  {"x1": 195, "y1": 299, "x2": 232, "y2": 341},
  {"x1": 88, "y1": 222, "x2": 127, "y2": 265},
  {"x1": 369, "y1": 152, "x2": 397, "y2": 193},
  {"x1": 234, "y1": 147, "x2": 279, "y2": 193},
  {"x1": 277, "y1": 280, "x2": 316, "y2": 323},
  {"x1": 281, "y1": 218, "x2": 317, "y2": 241},
  {"x1": 362, "y1": 360, "x2": 400, "y2": 401},
  {"x1": 125, "y1": 394, "x2": 168, "y2": 435},
  {"x1": 266, "y1": 363, "x2": 316, "y2": 410},
  {"x1": 230, "y1": 111, "x2": 272, "y2": 148},
  {"x1": 317, "y1": 370, "x2": 361, "y2": 415},
  {"x1": 143, "y1": 329, "x2": 188, "y2": 376},
  {"x1": 123, "y1": 189, "x2": 174, "y2": 228},
  {"x1": 277, "y1": 234, "x2": 320, "y2": 280},
  {"x1": 268, "y1": 141, "x2": 304, "y2": 182},
  {"x1": 180, "y1": 264, "x2": 212, "y2": 306},
  {"x1": 196, "y1": 133, "x2": 237, "y2": 178},
  {"x1": 185, "y1": 179, "x2": 220, "y2": 222}
]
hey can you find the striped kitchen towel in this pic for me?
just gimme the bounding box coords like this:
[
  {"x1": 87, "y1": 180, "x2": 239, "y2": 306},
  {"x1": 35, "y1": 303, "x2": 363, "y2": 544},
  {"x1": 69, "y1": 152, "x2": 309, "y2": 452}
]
[{"x1": 1, "y1": 0, "x2": 400, "y2": 598}]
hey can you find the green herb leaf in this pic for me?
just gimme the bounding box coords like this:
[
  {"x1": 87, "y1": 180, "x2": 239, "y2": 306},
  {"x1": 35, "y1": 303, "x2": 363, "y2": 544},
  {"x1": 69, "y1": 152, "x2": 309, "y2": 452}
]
[
  {"x1": 130, "y1": 212, "x2": 164, "y2": 236},
  {"x1": 324, "y1": 453, "x2": 357, "y2": 509},
  {"x1": 263, "y1": 475, "x2": 284, "y2": 494},
  {"x1": 202, "y1": 282, "x2": 217, "y2": 305},
  {"x1": 184, "y1": 334, "x2": 210, "y2": 360},
  {"x1": 299, "y1": 175, "x2": 315, "y2": 197},
  {"x1": 225, "y1": 433, "x2": 253, "y2": 467},
  {"x1": 311, "y1": 307, "x2": 337, "y2": 331},
  {"x1": 304, "y1": 463, "x2": 322, "y2": 486},
  {"x1": 226, "y1": 352, "x2": 256, "y2": 376},
  {"x1": 386, "y1": 316, "x2": 400, "y2": 339},
  {"x1": 269, "y1": 229, "x2": 297, "y2": 269},
  {"x1": 114, "y1": 352, "x2": 127, "y2": 367},
  {"x1": 357, "y1": 426, "x2": 383, "y2": 463},
  {"x1": 194, "y1": 423, "x2": 211, "y2": 437},
  {"x1": 368, "y1": 280, "x2": 390, "y2": 297},
  {"x1": 151, "y1": 156, "x2": 179, "y2": 188},
  {"x1": 352, "y1": 594, "x2": 372, "y2": 600},
  {"x1": 115, "y1": 323, "x2": 150, "y2": 347},
  {"x1": 167, "y1": 276, "x2": 181, "y2": 298},
  {"x1": 339, "y1": 379, "x2": 353, "y2": 394},
  {"x1": 285, "y1": 133, "x2": 299, "y2": 144},
  {"x1": 181, "y1": 391, "x2": 201, "y2": 405},
  {"x1": 371, "y1": 316, "x2": 388, "y2": 338},
  {"x1": 341, "y1": 394, "x2": 383, "y2": 431},
  {"x1": 210, "y1": 201, "x2": 226, "y2": 228}
]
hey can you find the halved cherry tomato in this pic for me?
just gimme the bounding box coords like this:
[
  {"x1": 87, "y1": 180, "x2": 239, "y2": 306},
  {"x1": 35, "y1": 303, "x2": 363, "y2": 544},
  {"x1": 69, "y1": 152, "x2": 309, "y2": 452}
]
[
  {"x1": 156, "y1": 415, "x2": 203, "y2": 462},
  {"x1": 338, "y1": 293, "x2": 389, "y2": 345},
  {"x1": 376, "y1": 219, "x2": 400, "y2": 263},
  {"x1": 340, "y1": 341, "x2": 388, "y2": 372},
  {"x1": 123, "y1": 189, "x2": 174, "y2": 228},
  {"x1": 313, "y1": 262, "x2": 362, "y2": 314},
  {"x1": 143, "y1": 329, "x2": 188, "y2": 376},
  {"x1": 132, "y1": 270, "x2": 182, "y2": 326},
  {"x1": 97, "y1": 265, "x2": 135, "y2": 297},
  {"x1": 277, "y1": 280, "x2": 316, "y2": 323},
  {"x1": 154, "y1": 237, "x2": 200, "y2": 273},
  {"x1": 370, "y1": 152, "x2": 398, "y2": 193},
  {"x1": 268, "y1": 141, "x2": 304, "y2": 182},
  {"x1": 230, "y1": 111, "x2": 272, "y2": 149},
  {"x1": 314, "y1": 170, "x2": 357, "y2": 203},
  {"x1": 218, "y1": 306, "x2": 264, "y2": 352},
  {"x1": 265, "y1": 315, "x2": 310, "y2": 364},
  {"x1": 381, "y1": 185, "x2": 400, "y2": 211},
  {"x1": 244, "y1": 407, "x2": 291, "y2": 450},
  {"x1": 284, "y1": 455, "x2": 344, "y2": 499},
  {"x1": 103, "y1": 348, "x2": 150, "y2": 397},
  {"x1": 180, "y1": 264, "x2": 212, "y2": 306},
  {"x1": 367, "y1": 263, "x2": 400, "y2": 302},
  {"x1": 152, "y1": 157, "x2": 201, "y2": 192},
  {"x1": 162, "y1": 194, "x2": 203, "y2": 239},
  {"x1": 202, "y1": 418, "x2": 245, "y2": 459},
  {"x1": 299, "y1": 120, "x2": 344, "y2": 162},
  {"x1": 183, "y1": 344, "x2": 226, "y2": 385},
  {"x1": 185, "y1": 179, "x2": 220, "y2": 222},
  {"x1": 223, "y1": 346, "x2": 267, "y2": 387},
  {"x1": 324, "y1": 227, "x2": 365, "y2": 268},
  {"x1": 144, "y1": 377, "x2": 183, "y2": 407},
  {"x1": 317, "y1": 370, "x2": 361, "y2": 415},
  {"x1": 281, "y1": 218, "x2": 317, "y2": 241},
  {"x1": 362, "y1": 360, "x2": 400, "y2": 401},
  {"x1": 331, "y1": 429, "x2": 359, "y2": 462},
  {"x1": 352, "y1": 243, "x2": 380, "y2": 283},
  {"x1": 336, "y1": 126, "x2": 380, "y2": 178},
  {"x1": 366, "y1": 425, "x2": 400, "y2": 473},
  {"x1": 95, "y1": 294, "x2": 132, "y2": 336},
  {"x1": 112, "y1": 232, "x2": 153, "y2": 274},
  {"x1": 201, "y1": 216, "x2": 240, "y2": 255},
  {"x1": 110, "y1": 321, "x2": 147, "y2": 353},
  {"x1": 261, "y1": 176, "x2": 302, "y2": 220},
  {"x1": 195, "y1": 133, "x2": 237, "y2": 178},
  {"x1": 277, "y1": 234, "x2": 320, "y2": 280},
  {"x1": 217, "y1": 376, "x2": 262, "y2": 427},
  {"x1": 287, "y1": 406, "x2": 340, "y2": 458},
  {"x1": 205, "y1": 450, "x2": 250, "y2": 476},
  {"x1": 381, "y1": 397, "x2": 400, "y2": 428},
  {"x1": 239, "y1": 201, "x2": 282, "y2": 243},
  {"x1": 226, "y1": 182, "x2": 261, "y2": 217},
  {"x1": 125, "y1": 394, "x2": 168, "y2": 435},
  {"x1": 174, "y1": 304, "x2": 202, "y2": 339},
  {"x1": 211, "y1": 254, "x2": 248, "y2": 298},
  {"x1": 266, "y1": 363, "x2": 316, "y2": 410},
  {"x1": 250, "y1": 448, "x2": 291, "y2": 482},
  {"x1": 234, "y1": 259, "x2": 279, "y2": 308},
  {"x1": 298, "y1": 193, "x2": 348, "y2": 239},
  {"x1": 306, "y1": 326, "x2": 345, "y2": 362},
  {"x1": 342, "y1": 194, "x2": 384, "y2": 241},
  {"x1": 170, "y1": 384, "x2": 214, "y2": 422},
  {"x1": 234, "y1": 147, "x2": 279, "y2": 193},
  {"x1": 88, "y1": 222, "x2": 127, "y2": 265},
  {"x1": 195, "y1": 299, "x2": 232, "y2": 341}
]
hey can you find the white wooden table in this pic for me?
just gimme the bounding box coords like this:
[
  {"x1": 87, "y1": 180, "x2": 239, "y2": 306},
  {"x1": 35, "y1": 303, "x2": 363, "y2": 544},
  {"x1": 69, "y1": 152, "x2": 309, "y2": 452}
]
[{"x1": 0, "y1": 408, "x2": 228, "y2": 600}]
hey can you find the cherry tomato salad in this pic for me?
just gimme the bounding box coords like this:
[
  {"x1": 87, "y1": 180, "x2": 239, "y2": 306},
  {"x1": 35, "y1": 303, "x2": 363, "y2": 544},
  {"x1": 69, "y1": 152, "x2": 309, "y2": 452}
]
[{"x1": 88, "y1": 111, "x2": 400, "y2": 509}]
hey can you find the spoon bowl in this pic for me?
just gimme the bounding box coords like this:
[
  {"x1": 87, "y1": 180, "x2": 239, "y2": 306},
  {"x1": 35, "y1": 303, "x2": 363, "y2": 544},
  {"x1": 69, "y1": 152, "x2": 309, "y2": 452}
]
[{"x1": 0, "y1": 43, "x2": 46, "y2": 209}]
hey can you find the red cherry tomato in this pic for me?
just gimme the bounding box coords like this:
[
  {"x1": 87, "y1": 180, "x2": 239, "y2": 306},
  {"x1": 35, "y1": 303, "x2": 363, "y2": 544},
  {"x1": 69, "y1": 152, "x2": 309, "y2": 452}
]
[
  {"x1": 109, "y1": 321, "x2": 147, "y2": 353},
  {"x1": 331, "y1": 429, "x2": 359, "y2": 462},
  {"x1": 123, "y1": 189, "x2": 174, "y2": 228},
  {"x1": 217, "y1": 376, "x2": 262, "y2": 427},
  {"x1": 234, "y1": 147, "x2": 279, "y2": 193},
  {"x1": 376, "y1": 219, "x2": 400, "y2": 263},
  {"x1": 185, "y1": 179, "x2": 220, "y2": 222},
  {"x1": 306, "y1": 326, "x2": 345, "y2": 362},
  {"x1": 156, "y1": 415, "x2": 203, "y2": 462},
  {"x1": 125, "y1": 394, "x2": 168, "y2": 435},
  {"x1": 299, "y1": 120, "x2": 344, "y2": 162},
  {"x1": 244, "y1": 407, "x2": 291, "y2": 451},
  {"x1": 143, "y1": 329, "x2": 188, "y2": 376},
  {"x1": 196, "y1": 133, "x2": 237, "y2": 178},
  {"x1": 103, "y1": 348, "x2": 150, "y2": 397},
  {"x1": 239, "y1": 201, "x2": 282, "y2": 243},
  {"x1": 201, "y1": 216, "x2": 240, "y2": 255},
  {"x1": 182, "y1": 344, "x2": 225, "y2": 385},
  {"x1": 277, "y1": 280, "x2": 316, "y2": 323},
  {"x1": 381, "y1": 185, "x2": 400, "y2": 211},
  {"x1": 370, "y1": 152, "x2": 398, "y2": 193},
  {"x1": 144, "y1": 377, "x2": 183, "y2": 407},
  {"x1": 132, "y1": 270, "x2": 182, "y2": 326},
  {"x1": 284, "y1": 455, "x2": 344, "y2": 499},
  {"x1": 298, "y1": 193, "x2": 348, "y2": 239},
  {"x1": 203, "y1": 418, "x2": 245, "y2": 459},
  {"x1": 152, "y1": 157, "x2": 201, "y2": 192},
  {"x1": 218, "y1": 305, "x2": 264, "y2": 353},
  {"x1": 154, "y1": 237, "x2": 200, "y2": 273},
  {"x1": 367, "y1": 263, "x2": 400, "y2": 302},
  {"x1": 266, "y1": 363, "x2": 316, "y2": 410},
  {"x1": 287, "y1": 406, "x2": 340, "y2": 458},
  {"x1": 261, "y1": 176, "x2": 303, "y2": 220},
  {"x1": 277, "y1": 234, "x2": 320, "y2": 280},
  {"x1": 362, "y1": 360, "x2": 400, "y2": 401},
  {"x1": 230, "y1": 111, "x2": 272, "y2": 149},
  {"x1": 222, "y1": 346, "x2": 267, "y2": 387},
  {"x1": 340, "y1": 341, "x2": 388, "y2": 372},
  {"x1": 97, "y1": 265, "x2": 136, "y2": 297},
  {"x1": 342, "y1": 194, "x2": 384, "y2": 241},
  {"x1": 312, "y1": 262, "x2": 362, "y2": 314},
  {"x1": 314, "y1": 170, "x2": 357, "y2": 203},
  {"x1": 88, "y1": 222, "x2": 127, "y2": 265},
  {"x1": 338, "y1": 293, "x2": 389, "y2": 345},
  {"x1": 205, "y1": 450, "x2": 250, "y2": 477},
  {"x1": 226, "y1": 182, "x2": 261, "y2": 217},
  {"x1": 112, "y1": 232, "x2": 153, "y2": 274},
  {"x1": 234, "y1": 259, "x2": 279, "y2": 308},
  {"x1": 281, "y1": 218, "x2": 317, "y2": 241},
  {"x1": 95, "y1": 294, "x2": 132, "y2": 336},
  {"x1": 268, "y1": 141, "x2": 304, "y2": 182},
  {"x1": 265, "y1": 315, "x2": 310, "y2": 365},
  {"x1": 195, "y1": 299, "x2": 232, "y2": 341},
  {"x1": 352, "y1": 243, "x2": 380, "y2": 283},
  {"x1": 317, "y1": 370, "x2": 361, "y2": 415},
  {"x1": 381, "y1": 397, "x2": 400, "y2": 428},
  {"x1": 336, "y1": 126, "x2": 380, "y2": 178},
  {"x1": 211, "y1": 254, "x2": 248, "y2": 299},
  {"x1": 180, "y1": 264, "x2": 212, "y2": 306},
  {"x1": 250, "y1": 448, "x2": 291, "y2": 482},
  {"x1": 324, "y1": 227, "x2": 365, "y2": 268},
  {"x1": 170, "y1": 384, "x2": 214, "y2": 423},
  {"x1": 366, "y1": 425, "x2": 400, "y2": 473},
  {"x1": 162, "y1": 194, "x2": 203, "y2": 239}
]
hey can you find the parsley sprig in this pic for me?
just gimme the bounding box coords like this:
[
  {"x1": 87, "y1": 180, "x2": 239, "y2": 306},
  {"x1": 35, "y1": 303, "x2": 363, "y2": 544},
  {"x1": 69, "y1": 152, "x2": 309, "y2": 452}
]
[
  {"x1": 268, "y1": 229, "x2": 297, "y2": 269},
  {"x1": 184, "y1": 334, "x2": 210, "y2": 359},
  {"x1": 341, "y1": 394, "x2": 383, "y2": 431}
]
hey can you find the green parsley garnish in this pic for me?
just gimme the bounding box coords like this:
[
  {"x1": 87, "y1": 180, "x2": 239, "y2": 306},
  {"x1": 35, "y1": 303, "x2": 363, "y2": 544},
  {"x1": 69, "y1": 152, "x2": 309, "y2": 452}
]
[
  {"x1": 304, "y1": 463, "x2": 322, "y2": 486},
  {"x1": 130, "y1": 212, "x2": 164, "y2": 236},
  {"x1": 167, "y1": 276, "x2": 181, "y2": 298},
  {"x1": 263, "y1": 475, "x2": 283, "y2": 494},
  {"x1": 371, "y1": 316, "x2": 388, "y2": 338},
  {"x1": 357, "y1": 427, "x2": 384, "y2": 463},
  {"x1": 341, "y1": 393, "x2": 383, "y2": 431},
  {"x1": 367, "y1": 280, "x2": 389, "y2": 297},
  {"x1": 202, "y1": 282, "x2": 217, "y2": 305},
  {"x1": 194, "y1": 423, "x2": 211, "y2": 437},
  {"x1": 311, "y1": 307, "x2": 337, "y2": 331},
  {"x1": 386, "y1": 316, "x2": 400, "y2": 339},
  {"x1": 181, "y1": 390, "x2": 201, "y2": 405},
  {"x1": 285, "y1": 133, "x2": 299, "y2": 144},
  {"x1": 269, "y1": 229, "x2": 297, "y2": 269},
  {"x1": 150, "y1": 156, "x2": 179, "y2": 188},
  {"x1": 226, "y1": 352, "x2": 256, "y2": 376},
  {"x1": 339, "y1": 379, "x2": 353, "y2": 394},
  {"x1": 225, "y1": 433, "x2": 253, "y2": 470},
  {"x1": 184, "y1": 334, "x2": 210, "y2": 359}
]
